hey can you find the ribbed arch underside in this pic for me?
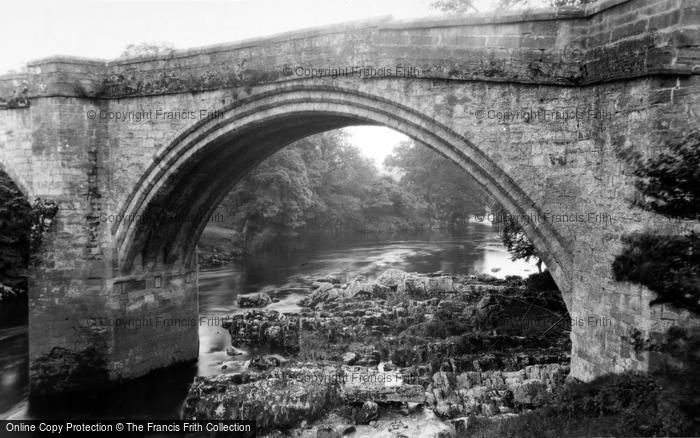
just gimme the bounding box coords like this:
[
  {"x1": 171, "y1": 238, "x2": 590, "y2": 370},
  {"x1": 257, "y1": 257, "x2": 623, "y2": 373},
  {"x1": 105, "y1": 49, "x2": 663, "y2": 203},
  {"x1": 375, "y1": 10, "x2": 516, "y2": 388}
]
[{"x1": 113, "y1": 84, "x2": 574, "y2": 306}]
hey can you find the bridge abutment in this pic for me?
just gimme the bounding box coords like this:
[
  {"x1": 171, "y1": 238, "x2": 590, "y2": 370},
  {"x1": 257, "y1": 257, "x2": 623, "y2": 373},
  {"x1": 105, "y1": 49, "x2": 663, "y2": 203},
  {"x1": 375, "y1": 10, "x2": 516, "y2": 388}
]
[{"x1": 28, "y1": 262, "x2": 199, "y2": 393}]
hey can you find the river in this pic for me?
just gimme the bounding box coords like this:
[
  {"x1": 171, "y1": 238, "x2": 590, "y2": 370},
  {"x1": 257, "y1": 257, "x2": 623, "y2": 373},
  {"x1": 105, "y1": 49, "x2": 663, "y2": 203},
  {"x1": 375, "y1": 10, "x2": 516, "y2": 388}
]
[{"x1": 0, "y1": 224, "x2": 536, "y2": 420}]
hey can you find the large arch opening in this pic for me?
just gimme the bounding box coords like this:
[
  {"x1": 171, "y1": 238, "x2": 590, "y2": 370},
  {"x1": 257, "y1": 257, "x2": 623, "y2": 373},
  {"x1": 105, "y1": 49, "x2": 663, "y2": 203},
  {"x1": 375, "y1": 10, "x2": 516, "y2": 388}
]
[
  {"x1": 103, "y1": 84, "x2": 576, "y2": 426},
  {"x1": 17, "y1": 85, "x2": 576, "y2": 423},
  {"x1": 113, "y1": 84, "x2": 573, "y2": 304},
  {"x1": 190, "y1": 124, "x2": 573, "y2": 381}
]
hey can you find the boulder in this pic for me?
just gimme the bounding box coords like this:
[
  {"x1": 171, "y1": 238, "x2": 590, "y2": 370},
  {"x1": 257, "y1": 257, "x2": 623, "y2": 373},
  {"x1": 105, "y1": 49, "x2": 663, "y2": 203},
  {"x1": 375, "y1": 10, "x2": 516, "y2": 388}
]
[
  {"x1": 316, "y1": 426, "x2": 341, "y2": 438},
  {"x1": 475, "y1": 273, "x2": 499, "y2": 283},
  {"x1": 427, "y1": 371, "x2": 465, "y2": 419},
  {"x1": 220, "y1": 360, "x2": 237, "y2": 371},
  {"x1": 316, "y1": 276, "x2": 341, "y2": 285},
  {"x1": 427, "y1": 276, "x2": 454, "y2": 293},
  {"x1": 476, "y1": 294, "x2": 499, "y2": 313},
  {"x1": 343, "y1": 381, "x2": 425, "y2": 405},
  {"x1": 474, "y1": 294, "x2": 504, "y2": 328},
  {"x1": 300, "y1": 283, "x2": 336, "y2": 307},
  {"x1": 345, "y1": 281, "x2": 378, "y2": 298},
  {"x1": 355, "y1": 401, "x2": 379, "y2": 424},
  {"x1": 225, "y1": 346, "x2": 244, "y2": 356},
  {"x1": 376, "y1": 269, "x2": 407, "y2": 291},
  {"x1": 223, "y1": 310, "x2": 300, "y2": 353},
  {"x1": 342, "y1": 366, "x2": 425, "y2": 405},
  {"x1": 379, "y1": 361, "x2": 396, "y2": 371},
  {"x1": 249, "y1": 354, "x2": 288, "y2": 371},
  {"x1": 404, "y1": 275, "x2": 428, "y2": 297},
  {"x1": 401, "y1": 274, "x2": 456, "y2": 297},
  {"x1": 354, "y1": 350, "x2": 381, "y2": 367},
  {"x1": 512, "y1": 380, "x2": 547, "y2": 406},
  {"x1": 341, "y1": 352, "x2": 357, "y2": 366},
  {"x1": 450, "y1": 418, "x2": 469, "y2": 435},
  {"x1": 237, "y1": 292, "x2": 271, "y2": 308}
]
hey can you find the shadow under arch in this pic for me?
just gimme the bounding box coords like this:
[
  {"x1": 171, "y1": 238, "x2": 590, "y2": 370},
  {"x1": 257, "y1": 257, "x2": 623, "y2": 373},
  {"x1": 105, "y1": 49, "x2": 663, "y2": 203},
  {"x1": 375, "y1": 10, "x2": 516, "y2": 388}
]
[
  {"x1": 112, "y1": 82, "x2": 574, "y2": 307},
  {"x1": 0, "y1": 166, "x2": 31, "y2": 331}
]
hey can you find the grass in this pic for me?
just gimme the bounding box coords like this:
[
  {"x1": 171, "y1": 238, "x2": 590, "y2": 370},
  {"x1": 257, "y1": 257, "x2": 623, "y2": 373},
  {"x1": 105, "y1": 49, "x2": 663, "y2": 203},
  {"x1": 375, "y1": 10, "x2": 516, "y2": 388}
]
[
  {"x1": 464, "y1": 411, "x2": 623, "y2": 438},
  {"x1": 462, "y1": 368, "x2": 700, "y2": 438}
]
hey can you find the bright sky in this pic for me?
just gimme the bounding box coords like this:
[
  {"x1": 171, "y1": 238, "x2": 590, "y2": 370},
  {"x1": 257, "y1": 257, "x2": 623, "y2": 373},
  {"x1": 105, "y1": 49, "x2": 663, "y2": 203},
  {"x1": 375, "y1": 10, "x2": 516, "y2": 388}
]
[
  {"x1": 0, "y1": 0, "x2": 502, "y2": 74},
  {"x1": 344, "y1": 126, "x2": 410, "y2": 169},
  {"x1": 0, "y1": 0, "x2": 516, "y2": 165}
]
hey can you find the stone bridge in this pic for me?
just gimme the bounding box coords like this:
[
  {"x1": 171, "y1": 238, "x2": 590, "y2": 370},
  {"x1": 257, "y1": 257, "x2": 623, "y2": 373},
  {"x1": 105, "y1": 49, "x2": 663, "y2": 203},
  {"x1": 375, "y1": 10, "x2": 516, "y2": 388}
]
[{"x1": 0, "y1": 0, "x2": 698, "y2": 394}]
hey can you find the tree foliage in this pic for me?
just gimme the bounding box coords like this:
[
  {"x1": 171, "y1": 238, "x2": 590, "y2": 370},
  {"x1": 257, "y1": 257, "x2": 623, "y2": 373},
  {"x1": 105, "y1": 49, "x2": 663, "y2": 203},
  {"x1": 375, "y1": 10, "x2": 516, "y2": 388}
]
[
  {"x1": 613, "y1": 131, "x2": 700, "y2": 316},
  {"x1": 491, "y1": 204, "x2": 542, "y2": 272},
  {"x1": 218, "y1": 131, "x2": 429, "y2": 250},
  {"x1": 0, "y1": 172, "x2": 31, "y2": 291},
  {"x1": 216, "y1": 131, "x2": 492, "y2": 253},
  {"x1": 630, "y1": 131, "x2": 700, "y2": 221},
  {"x1": 119, "y1": 42, "x2": 174, "y2": 59},
  {"x1": 0, "y1": 171, "x2": 59, "y2": 297},
  {"x1": 384, "y1": 140, "x2": 491, "y2": 228},
  {"x1": 430, "y1": 0, "x2": 478, "y2": 14},
  {"x1": 611, "y1": 135, "x2": 700, "y2": 430}
]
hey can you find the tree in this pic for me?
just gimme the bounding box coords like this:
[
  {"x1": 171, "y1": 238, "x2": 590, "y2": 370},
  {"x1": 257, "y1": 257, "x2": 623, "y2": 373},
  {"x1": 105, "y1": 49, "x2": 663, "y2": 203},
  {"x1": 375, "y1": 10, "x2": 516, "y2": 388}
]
[
  {"x1": 384, "y1": 141, "x2": 491, "y2": 229},
  {"x1": 492, "y1": 204, "x2": 543, "y2": 273},
  {"x1": 223, "y1": 142, "x2": 322, "y2": 244},
  {"x1": 430, "y1": 0, "x2": 478, "y2": 14},
  {"x1": 210, "y1": 132, "x2": 499, "y2": 256},
  {"x1": 119, "y1": 43, "x2": 174, "y2": 59},
  {"x1": 613, "y1": 131, "x2": 700, "y2": 315},
  {"x1": 214, "y1": 131, "x2": 436, "y2": 253},
  {"x1": 629, "y1": 131, "x2": 700, "y2": 221}
]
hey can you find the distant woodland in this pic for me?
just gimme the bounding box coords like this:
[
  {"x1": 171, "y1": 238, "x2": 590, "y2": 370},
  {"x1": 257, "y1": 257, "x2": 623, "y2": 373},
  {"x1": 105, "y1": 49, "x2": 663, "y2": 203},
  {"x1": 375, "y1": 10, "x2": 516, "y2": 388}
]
[{"x1": 211, "y1": 130, "x2": 492, "y2": 253}]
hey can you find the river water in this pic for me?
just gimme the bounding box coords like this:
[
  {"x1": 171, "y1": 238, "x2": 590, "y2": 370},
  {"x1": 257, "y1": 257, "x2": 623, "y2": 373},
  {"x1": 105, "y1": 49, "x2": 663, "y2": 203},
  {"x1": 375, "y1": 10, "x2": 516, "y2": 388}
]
[{"x1": 0, "y1": 224, "x2": 536, "y2": 420}]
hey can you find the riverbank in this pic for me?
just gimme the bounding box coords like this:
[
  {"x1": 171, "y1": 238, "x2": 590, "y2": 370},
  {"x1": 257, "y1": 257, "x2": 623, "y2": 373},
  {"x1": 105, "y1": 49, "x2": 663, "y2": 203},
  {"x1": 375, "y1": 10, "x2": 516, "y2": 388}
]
[{"x1": 182, "y1": 269, "x2": 570, "y2": 437}]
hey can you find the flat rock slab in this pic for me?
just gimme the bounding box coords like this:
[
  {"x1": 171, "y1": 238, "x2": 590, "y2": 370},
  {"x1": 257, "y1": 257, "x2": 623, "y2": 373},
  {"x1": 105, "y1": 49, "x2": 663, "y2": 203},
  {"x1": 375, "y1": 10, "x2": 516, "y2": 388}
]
[
  {"x1": 182, "y1": 367, "x2": 342, "y2": 433},
  {"x1": 342, "y1": 367, "x2": 426, "y2": 405}
]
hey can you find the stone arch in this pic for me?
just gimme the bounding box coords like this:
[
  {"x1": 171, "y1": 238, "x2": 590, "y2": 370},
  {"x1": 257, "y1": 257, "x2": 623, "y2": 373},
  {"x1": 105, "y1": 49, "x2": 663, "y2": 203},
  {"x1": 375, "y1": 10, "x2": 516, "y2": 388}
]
[{"x1": 113, "y1": 83, "x2": 573, "y2": 305}]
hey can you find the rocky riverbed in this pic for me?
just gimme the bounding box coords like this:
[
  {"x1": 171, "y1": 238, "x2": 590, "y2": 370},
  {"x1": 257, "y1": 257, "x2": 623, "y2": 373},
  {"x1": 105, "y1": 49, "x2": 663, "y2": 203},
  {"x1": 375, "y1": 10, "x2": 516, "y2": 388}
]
[{"x1": 181, "y1": 270, "x2": 571, "y2": 437}]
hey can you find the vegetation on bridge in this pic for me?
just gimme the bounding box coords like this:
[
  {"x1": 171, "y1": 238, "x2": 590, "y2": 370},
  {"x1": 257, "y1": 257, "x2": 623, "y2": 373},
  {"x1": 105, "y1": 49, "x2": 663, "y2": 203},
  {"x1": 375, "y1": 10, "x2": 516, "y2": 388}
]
[{"x1": 429, "y1": 0, "x2": 593, "y2": 15}]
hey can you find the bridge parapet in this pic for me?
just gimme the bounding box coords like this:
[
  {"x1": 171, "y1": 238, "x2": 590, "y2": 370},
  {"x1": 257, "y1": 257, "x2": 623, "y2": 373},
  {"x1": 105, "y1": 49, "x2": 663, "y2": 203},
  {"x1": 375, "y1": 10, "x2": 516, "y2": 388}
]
[{"x1": 1, "y1": 0, "x2": 696, "y2": 104}]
